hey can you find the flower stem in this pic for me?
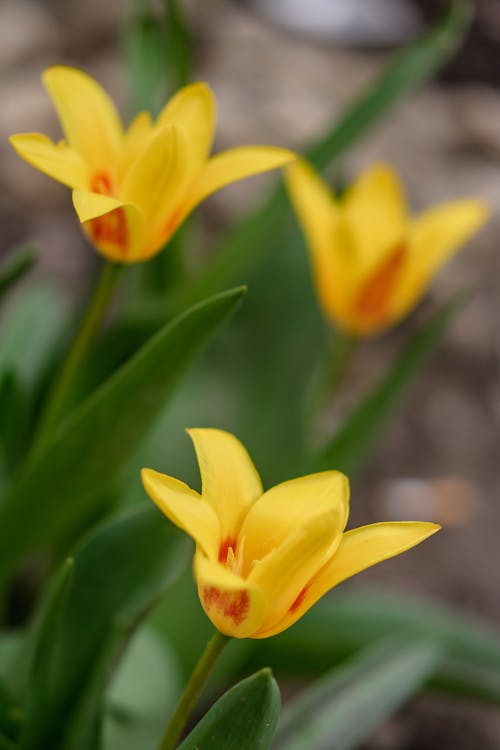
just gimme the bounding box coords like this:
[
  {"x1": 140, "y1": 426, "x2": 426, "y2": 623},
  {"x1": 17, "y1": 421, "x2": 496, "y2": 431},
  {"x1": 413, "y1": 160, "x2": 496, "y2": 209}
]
[
  {"x1": 30, "y1": 260, "x2": 123, "y2": 457},
  {"x1": 158, "y1": 629, "x2": 230, "y2": 750}
]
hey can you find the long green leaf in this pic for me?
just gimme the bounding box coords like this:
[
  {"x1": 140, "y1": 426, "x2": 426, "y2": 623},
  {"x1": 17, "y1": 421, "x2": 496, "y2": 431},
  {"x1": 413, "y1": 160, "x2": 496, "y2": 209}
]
[
  {"x1": 21, "y1": 507, "x2": 187, "y2": 750},
  {"x1": 0, "y1": 287, "x2": 245, "y2": 578},
  {"x1": 0, "y1": 247, "x2": 36, "y2": 303},
  {"x1": 178, "y1": 669, "x2": 280, "y2": 750},
  {"x1": 311, "y1": 295, "x2": 465, "y2": 475},
  {"x1": 274, "y1": 637, "x2": 439, "y2": 750},
  {"x1": 252, "y1": 589, "x2": 500, "y2": 704},
  {"x1": 173, "y1": 0, "x2": 471, "y2": 309}
]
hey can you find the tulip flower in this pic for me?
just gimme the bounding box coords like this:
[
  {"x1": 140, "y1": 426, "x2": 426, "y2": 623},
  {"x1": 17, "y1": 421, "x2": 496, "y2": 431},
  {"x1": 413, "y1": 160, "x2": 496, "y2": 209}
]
[
  {"x1": 286, "y1": 160, "x2": 488, "y2": 336},
  {"x1": 9, "y1": 66, "x2": 294, "y2": 263},
  {"x1": 142, "y1": 428, "x2": 439, "y2": 638}
]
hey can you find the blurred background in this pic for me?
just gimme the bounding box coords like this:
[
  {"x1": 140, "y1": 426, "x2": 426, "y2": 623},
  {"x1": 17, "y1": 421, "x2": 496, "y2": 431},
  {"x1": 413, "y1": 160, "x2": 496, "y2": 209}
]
[{"x1": 1, "y1": 0, "x2": 500, "y2": 746}]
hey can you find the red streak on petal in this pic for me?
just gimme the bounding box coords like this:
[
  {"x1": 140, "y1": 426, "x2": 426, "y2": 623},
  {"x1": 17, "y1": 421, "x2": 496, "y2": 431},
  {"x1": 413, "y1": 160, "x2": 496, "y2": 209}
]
[
  {"x1": 289, "y1": 586, "x2": 308, "y2": 613},
  {"x1": 354, "y1": 243, "x2": 406, "y2": 325},
  {"x1": 89, "y1": 172, "x2": 128, "y2": 255},
  {"x1": 202, "y1": 586, "x2": 249, "y2": 627},
  {"x1": 218, "y1": 536, "x2": 236, "y2": 564}
]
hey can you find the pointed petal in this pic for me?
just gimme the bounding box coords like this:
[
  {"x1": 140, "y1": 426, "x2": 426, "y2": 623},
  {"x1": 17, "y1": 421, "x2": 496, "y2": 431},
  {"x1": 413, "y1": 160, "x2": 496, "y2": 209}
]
[
  {"x1": 343, "y1": 164, "x2": 409, "y2": 275},
  {"x1": 42, "y1": 66, "x2": 123, "y2": 170},
  {"x1": 285, "y1": 159, "x2": 357, "y2": 328},
  {"x1": 73, "y1": 189, "x2": 126, "y2": 222},
  {"x1": 120, "y1": 123, "x2": 191, "y2": 233},
  {"x1": 9, "y1": 133, "x2": 89, "y2": 189},
  {"x1": 256, "y1": 522, "x2": 440, "y2": 638},
  {"x1": 195, "y1": 551, "x2": 266, "y2": 638},
  {"x1": 188, "y1": 429, "x2": 263, "y2": 543},
  {"x1": 118, "y1": 110, "x2": 154, "y2": 179},
  {"x1": 157, "y1": 82, "x2": 216, "y2": 167},
  {"x1": 141, "y1": 469, "x2": 220, "y2": 558},
  {"x1": 249, "y1": 508, "x2": 344, "y2": 635},
  {"x1": 239, "y1": 471, "x2": 349, "y2": 569},
  {"x1": 391, "y1": 199, "x2": 489, "y2": 321},
  {"x1": 187, "y1": 146, "x2": 295, "y2": 210}
]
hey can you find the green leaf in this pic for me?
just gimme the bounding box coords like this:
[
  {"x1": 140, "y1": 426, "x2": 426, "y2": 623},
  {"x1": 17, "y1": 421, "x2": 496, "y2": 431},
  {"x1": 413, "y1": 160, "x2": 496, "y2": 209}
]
[
  {"x1": 178, "y1": 669, "x2": 280, "y2": 750},
  {"x1": 21, "y1": 507, "x2": 187, "y2": 750},
  {"x1": 173, "y1": 0, "x2": 472, "y2": 308},
  {"x1": 0, "y1": 247, "x2": 36, "y2": 303},
  {"x1": 274, "y1": 637, "x2": 439, "y2": 750},
  {"x1": 103, "y1": 626, "x2": 182, "y2": 750},
  {"x1": 0, "y1": 372, "x2": 29, "y2": 477},
  {"x1": 0, "y1": 287, "x2": 245, "y2": 579},
  {"x1": 252, "y1": 589, "x2": 500, "y2": 704},
  {"x1": 311, "y1": 295, "x2": 465, "y2": 475}
]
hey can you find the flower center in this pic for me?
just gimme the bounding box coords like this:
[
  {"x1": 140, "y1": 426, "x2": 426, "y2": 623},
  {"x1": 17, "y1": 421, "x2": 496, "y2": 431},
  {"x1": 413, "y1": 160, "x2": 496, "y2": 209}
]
[
  {"x1": 218, "y1": 536, "x2": 246, "y2": 576},
  {"x1": 354, "y1": 242, "x2": 406, "y2": 327}
]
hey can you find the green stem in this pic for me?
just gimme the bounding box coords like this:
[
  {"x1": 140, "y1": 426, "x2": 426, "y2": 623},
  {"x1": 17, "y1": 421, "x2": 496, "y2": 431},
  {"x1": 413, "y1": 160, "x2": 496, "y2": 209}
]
[
  {"x1": 30, "y1": 261, "x2": 123, "y2": 456},
  {"x1": 158, "y1": 629, "x2": 229, "y2": 750}
]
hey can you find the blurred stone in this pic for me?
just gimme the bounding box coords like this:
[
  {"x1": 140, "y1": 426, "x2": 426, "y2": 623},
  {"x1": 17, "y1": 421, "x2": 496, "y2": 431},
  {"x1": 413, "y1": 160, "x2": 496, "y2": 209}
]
[{"x1": 0, "y1": 1, "x2": 59, "y2": 68}]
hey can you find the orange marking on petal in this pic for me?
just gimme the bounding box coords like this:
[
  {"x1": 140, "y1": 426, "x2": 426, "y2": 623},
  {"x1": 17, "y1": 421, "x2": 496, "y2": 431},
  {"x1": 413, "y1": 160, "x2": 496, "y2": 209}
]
[
  {"x1": 218, "y1": 536, "x2": 236, "y2": 564},
  {"x1": 354, "y1": 243, "x2": 406, "y2": 325},
  {"x1": 289, "y1": 585, "x2": 308, "y2": 613},
  {"x1": 91, "y1": 172, "x2": 114, "y2": 196},
  {"x1": 203, "y1": 586, "x2": 249, "y2": 626},
  {"x1": 90, "y1": 208, "x2": 128, "y2": 254}
]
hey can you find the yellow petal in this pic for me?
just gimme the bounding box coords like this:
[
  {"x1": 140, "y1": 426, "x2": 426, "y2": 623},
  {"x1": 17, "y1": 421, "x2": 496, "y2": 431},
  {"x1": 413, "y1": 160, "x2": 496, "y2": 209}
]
[
  {"x1": 391, "y1": 199, "x2": 489, "y2": 321},
  {"x1": 195, "y1": 551, "x2": 266, "y2": 638},
  {"x1": 9, "y1": 133, "x2": 89, "y2": 189},
  {"x1": 73, "y1": 189, "x2": 127, "y2": 222},
  {"x1": 141, "y1": 469, "x2": 220, "y2": 559},
  {"x1": 187, "y1": 146, "x2": 295, "y2": 211},
  {"x1": 285, "y1": 159, "x2": 357, "y2": 328},
  {"x1": 42, "y1": 66, "x2": 123, "y2": 170},
  {"x1": 256, "y1": 521, "x2": 440, "y2": 638},
  {"x1": 120, "y1": 123, "x2": 190, "y2": 235},
  {"x1": 249, "y1": 508, "x2": 344, "y2": 635},
  {"x1": 343, "y1": 164, "x2": 409, "y2": 276},
  {"x1": 157, "y1": 82, "x2": 216, "y2": 167},
  {"x1": 188, "y1": 429, "x2": 263, "y2": 545},
  {"x1": 239, "y1": 471, "x2": 349, "y2": 569},
  {"x1": 118, "y1": 111, "x2": 154, "y2": 179}
]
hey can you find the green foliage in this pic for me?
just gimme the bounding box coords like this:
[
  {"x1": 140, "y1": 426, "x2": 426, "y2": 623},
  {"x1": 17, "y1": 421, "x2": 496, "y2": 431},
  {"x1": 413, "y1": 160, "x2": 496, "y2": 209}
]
[
  {"x1": 274, "y1": 637, "x2": 439, "y2": 750},
  {"x1": 178, "y1": 669, "x2": 280, "y2": 750},
  {"x1": 20, "y1": 507, "x2": 187, "y2": 750},
  {"x1": 311, "y1": 295, "x2": 466, "y2": 475},
  {"x1": 0, "y1": 287, "x2": 245, "y2": 579},
  {"x1": 0, "y1": 247, "x2": 36, "y2": 303},
  {"x1": 252, "y1": 589, "x2": 500, "y2": 703}
]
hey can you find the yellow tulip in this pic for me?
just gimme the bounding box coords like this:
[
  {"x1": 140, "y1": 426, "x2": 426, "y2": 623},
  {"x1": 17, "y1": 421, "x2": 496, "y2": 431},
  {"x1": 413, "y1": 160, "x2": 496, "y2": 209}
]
[
  {"x1": 286, "y1": 160, "x2": 489, "y2": 335},
  {"x1": 142, "y1": 428, "x2": 439, "y2": 639},
  {"x1": 9, "y1": 66, "x2": 294, "y2": 263}
]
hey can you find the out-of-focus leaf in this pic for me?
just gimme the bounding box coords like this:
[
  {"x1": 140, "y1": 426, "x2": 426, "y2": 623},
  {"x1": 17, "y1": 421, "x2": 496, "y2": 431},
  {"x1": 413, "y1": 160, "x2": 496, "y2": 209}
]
[
  {"x1": 0, "y1": 372, "x2": 29, "y2": 476},
  {"x1": 0, "y1": 247, "x2": 36, "y2": 303},
  {"x1": 251, "y1": 589, "x2": 500, "y2": 704},
  {"x1": 21, "y1": 507, "x2": 187, "y2": 750},
  {"x1": 178, "y1": 669, "x2": 280, "y2": 750},
  {"x1": 0, "y1": 283, "x2": 66, "y2": 390},
  {"x1": 274, "y1": 637, "x2": 439, "y2": 750},
  {"x1": 0, "y1": 680, "x2": 22, "y2": 746},
  {"x1": 311, "y1": 295, "x2": 465, "y2": 475},
  {"x1": 173, "y1": 0, "x2": 472, "y2": 309},
  {"x1": 103, "y1": 625, "x2": 182, "y2": 750},
  {"x1": 0, "y1": 287, "x2": 246, "y2": 578},
  {"x1": 0, "y1": 735, "x2": 19, "y2": 749}
]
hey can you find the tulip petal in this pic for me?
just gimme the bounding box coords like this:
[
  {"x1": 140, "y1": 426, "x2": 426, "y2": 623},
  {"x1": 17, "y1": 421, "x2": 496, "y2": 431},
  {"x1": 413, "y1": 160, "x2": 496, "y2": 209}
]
[
  {"x1": 240, "y1": 471, "x2": 349, "y2": 568},
  {"x1": 249, "y1": 508, "x2": 344, "y2": 635},
  {"x1": 9, "y1": 133, "x2": 89, "y2": 189},
  {"x1": 391, "y1": 199, "x2": 489, "y2": 320},
  {"x1": 120, "y1": 123, "x2": 190, "y2": 238},
  {"x1": 343, "y1": 164, "x2": 409, "y2": 276},
  {"x1": 187, "y1": 146, "x2": 295, "y2": 210},
  {"x1": 118, "y1": 111, "x2": 154, "y2": 179},
  {"x1": 157, "y1": 82, "x2": 216, "y2": 167},
  {"x1": 188, "y1": 428, "x2": 263, "y2": 544},
  {"x1": 256, "y1": 521, "x2": 440, "y2": 638},
  {"x1": 73, "y1": 189, "x2": 127, "y2": 222},
  {"x1": 42, "y1": 66, "x2": 123, "y2": 171},
  {"x1": 141, "y1": 469, "x2": 219, "y2": 559},
  {"x1": 285, "y1": 159, "x2": 357, "y2": 326},
  {"x1": 195, "y1": 551, "x2": 266, "y2": 638}
]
